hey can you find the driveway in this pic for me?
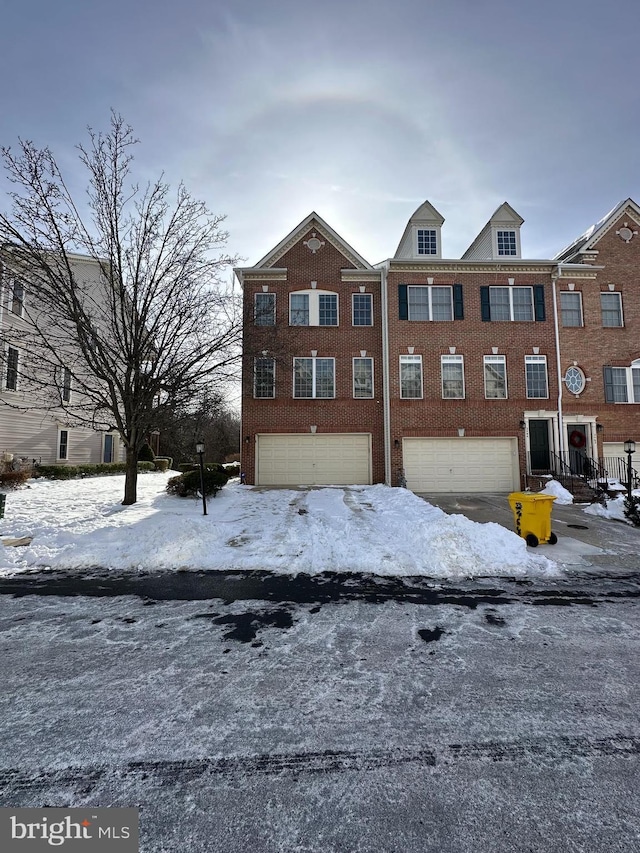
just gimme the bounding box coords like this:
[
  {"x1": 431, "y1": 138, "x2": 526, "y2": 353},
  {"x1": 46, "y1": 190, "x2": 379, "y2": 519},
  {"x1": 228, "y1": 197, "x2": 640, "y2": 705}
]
[{"x1": 417, "y1": 492, "x2": 640, "y2": 574}]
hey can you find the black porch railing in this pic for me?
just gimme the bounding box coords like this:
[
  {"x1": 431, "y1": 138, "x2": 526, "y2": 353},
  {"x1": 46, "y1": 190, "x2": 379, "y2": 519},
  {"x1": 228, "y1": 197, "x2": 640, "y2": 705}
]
[{"x1": 527, "y1": 451, "x2": 640, "y2": 492}]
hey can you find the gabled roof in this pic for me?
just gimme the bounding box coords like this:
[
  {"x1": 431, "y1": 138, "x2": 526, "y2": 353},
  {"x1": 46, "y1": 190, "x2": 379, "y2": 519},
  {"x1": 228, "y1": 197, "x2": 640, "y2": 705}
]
[
  {"x1": 554, "y1": 198, "x2": 640, "y2": 262},
  {"x1": 253, "y1": 211, "x2": 372, "y2": 270},
  {"x1": 461, "y1": 202, "x2": 524, "y2": 260},
  {"x1": 393, "y1": 200, "x2": 445, "y2": 259}
]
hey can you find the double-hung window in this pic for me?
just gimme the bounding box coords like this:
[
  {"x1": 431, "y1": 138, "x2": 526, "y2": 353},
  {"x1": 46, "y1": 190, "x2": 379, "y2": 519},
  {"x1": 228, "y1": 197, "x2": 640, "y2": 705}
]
[
  {"x1": 352, "y1": 293, "x2": 373, "y2": 326},
  {"x1": 293, "y1": 357, "x2": 335, "y2": 398},
  {"x1": 496, "y1": 230, "x2": 517, "y2": 256},
  {"x1": 416, "y1": 229, "x2": 437, "y2": 255},
  {"x1": 254, "y1": 357, "x2": 275, "y2": 398},
  {"x1": 484, "y1": 355, "x2": 507, "y2": 399},
  {"x1": 58, "y1": 429, "x2": 69, "y2": 461},
  {"x1": 400, "y1": 355, "x2": 423, "y2": 399},
  {"x1": 353, "y1": 357, "x2": 373, "y2": 398},
  {"x1": 11, "y1": 279, "x2": 25, "y2": 316},
  {"x1": 600, "y1": 292, "x2": 623, "y2": 327},
  {"x1": 407, "y1": 286, "x2": 453, "y2": 321},
  {"x1": 254, "y1": 292, "x2": 276, "y2": 326},
  {"x1": 489, "y1": 286, "x2": 533, "y2": 321},
  {"x1": 560, "y1": 292, "x2": 583, "y2": 327},
  {"x1": 525, "y1": 355, "x2": 548, "y2": 399},
  {"x1": 290, "y1": 290, "x2": 338, "y2": 326},
  {"x1": 441, "y1": 355, "x2": 464, "y2": 399},
  {"x1": 5, "y1": 346, "x2": 18, "y2": 391},
  {"x1": 604, "y1": 362, "x2": 640, "y2": 403},
  {"x1": 61, "y1": 366, "x2": 72, "y2": 403}
]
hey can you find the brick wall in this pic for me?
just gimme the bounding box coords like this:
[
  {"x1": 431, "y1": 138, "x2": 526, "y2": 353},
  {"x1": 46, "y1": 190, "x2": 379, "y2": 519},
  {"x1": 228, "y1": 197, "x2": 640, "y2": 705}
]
[
  {"x1": 386, "y1": 268, "x2": 557, "y2": 480},
  {"x1": 241, "y1": 229, "x2": 385, "y2": 484}
]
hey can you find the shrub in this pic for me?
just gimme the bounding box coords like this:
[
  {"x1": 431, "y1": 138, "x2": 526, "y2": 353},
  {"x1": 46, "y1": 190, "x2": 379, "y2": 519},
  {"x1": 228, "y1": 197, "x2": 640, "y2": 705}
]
[
  {"x1": 155, "y1": 459, "x2": 169, "y2": 472},
  {"x1": 0, "y1": 468, "x2": 31, "y2": 489},
  {"x1": 166, "y1": 467, "x2": 229, "y2": 498},
  {"x1": 33, "y1": 461, "x2": 156, "y2": 480},
  {"x1": 155, "y1": 456, "x2": 173, "y2": 470},
  {"x1": 624, "y1": 495, "x2": 640, "y2": 526},
  {"x1": 224, "y1": 463, "x2": 241, "y2": 478},
  {"x1": 138, "y1": 442, "x2": 155, "y2": 462}
]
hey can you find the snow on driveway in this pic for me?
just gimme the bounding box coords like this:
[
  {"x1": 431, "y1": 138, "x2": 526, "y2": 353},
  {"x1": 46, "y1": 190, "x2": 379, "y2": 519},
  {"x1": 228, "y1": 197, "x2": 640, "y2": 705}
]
[{"x1": 0, "y1": 472, "x2": 558, "y2": 577}]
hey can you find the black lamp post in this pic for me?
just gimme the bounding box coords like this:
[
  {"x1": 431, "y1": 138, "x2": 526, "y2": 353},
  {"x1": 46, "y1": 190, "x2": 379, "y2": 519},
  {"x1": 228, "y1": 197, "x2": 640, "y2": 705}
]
[
  {"x1": 196, "y1": 439, "x2": 207, "y2": 516},
  {"x1": 624, "y1": 439, "x2": 636, "y2": 501}
]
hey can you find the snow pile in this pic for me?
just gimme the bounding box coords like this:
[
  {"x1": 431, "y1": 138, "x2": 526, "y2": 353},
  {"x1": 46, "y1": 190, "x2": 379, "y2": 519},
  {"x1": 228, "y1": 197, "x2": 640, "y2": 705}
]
[
  {"x1": 0, "y1": 473, "x2": 559, "y2": 578},
  {"x1": 539, "y1": 479, "x2": 573, "y2": 505}
]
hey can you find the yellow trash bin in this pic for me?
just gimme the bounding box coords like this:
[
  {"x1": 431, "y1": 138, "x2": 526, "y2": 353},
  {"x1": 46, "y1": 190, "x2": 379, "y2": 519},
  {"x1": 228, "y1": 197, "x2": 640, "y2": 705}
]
[{"x1": 508, "y1": 492, "x2": 558, "y2": 547}]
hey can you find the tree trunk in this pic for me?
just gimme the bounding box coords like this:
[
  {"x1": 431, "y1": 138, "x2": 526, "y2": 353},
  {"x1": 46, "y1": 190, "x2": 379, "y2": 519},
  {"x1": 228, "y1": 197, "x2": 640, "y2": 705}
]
[{"x1": 122, "y1": 445, "x2": 139, "y2": 505}]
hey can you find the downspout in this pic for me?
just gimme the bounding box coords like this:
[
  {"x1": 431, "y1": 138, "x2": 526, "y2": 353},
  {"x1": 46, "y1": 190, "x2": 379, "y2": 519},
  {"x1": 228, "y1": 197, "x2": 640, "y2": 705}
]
[
  {"x1": 380, "y1": 261, "x2": 391, "y2": 485},
  {"x1": 552, "y1": 264, "x2": 565, "y2": 461}
]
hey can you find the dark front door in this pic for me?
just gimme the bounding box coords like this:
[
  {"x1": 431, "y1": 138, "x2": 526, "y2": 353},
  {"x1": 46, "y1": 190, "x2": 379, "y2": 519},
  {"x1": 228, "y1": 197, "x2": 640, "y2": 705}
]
[
  {"x1": 529, "y1": 420, "x2": 551, "y2": 471},
  {"x1": 567, "y1": 424, "x2": 588, "y2": 475}
]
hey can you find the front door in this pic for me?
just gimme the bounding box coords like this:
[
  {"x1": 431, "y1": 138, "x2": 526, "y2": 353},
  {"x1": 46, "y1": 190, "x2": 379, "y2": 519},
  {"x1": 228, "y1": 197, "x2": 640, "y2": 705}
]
[
  {"x1": 529, "y1": 420, "x2": 551, "y2": 471},
  {"x1": 567, "y1": 424, "x2": 588, "y2": 475}
]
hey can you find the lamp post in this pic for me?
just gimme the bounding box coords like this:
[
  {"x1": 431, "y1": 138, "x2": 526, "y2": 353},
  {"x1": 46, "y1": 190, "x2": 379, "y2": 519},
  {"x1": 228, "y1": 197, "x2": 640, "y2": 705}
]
[
  {"x1": 624, "y1": 439, "x2": 636, "y2": 501},
  {"x1": 196, "y1": 439, "x2": 207, "y2": 516}
]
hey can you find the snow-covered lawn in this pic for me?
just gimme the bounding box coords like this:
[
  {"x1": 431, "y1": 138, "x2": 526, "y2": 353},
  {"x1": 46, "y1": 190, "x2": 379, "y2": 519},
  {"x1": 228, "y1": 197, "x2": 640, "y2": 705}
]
[{"x1": 0, "y1": 472, "x2": 559, "y2": 578}]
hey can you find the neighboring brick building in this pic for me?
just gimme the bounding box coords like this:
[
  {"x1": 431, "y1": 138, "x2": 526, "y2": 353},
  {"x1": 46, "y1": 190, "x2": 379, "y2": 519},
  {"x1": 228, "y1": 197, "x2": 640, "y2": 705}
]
[{"x1": 236, "y1": 200, "x2": 640, "y2": 491}]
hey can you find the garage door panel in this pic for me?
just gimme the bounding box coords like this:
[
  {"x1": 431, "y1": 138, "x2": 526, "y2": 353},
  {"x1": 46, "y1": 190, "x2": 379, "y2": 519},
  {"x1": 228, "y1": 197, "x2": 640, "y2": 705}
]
[
  {"x1": 257, "y1": 434, "x2": 371, "y2": 486},
  {"x1": 403, "y1": 438, "x2": 518, "y2": 493}
]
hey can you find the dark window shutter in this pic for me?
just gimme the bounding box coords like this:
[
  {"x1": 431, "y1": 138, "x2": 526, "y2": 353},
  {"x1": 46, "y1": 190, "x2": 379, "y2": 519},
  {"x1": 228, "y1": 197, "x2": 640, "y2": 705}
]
[
  {"x1": 603, "y1": 367, "x2": 614, "y2": 403},
  {"x1": 480, "y1": 287, "x2": 491, "y2": 321},
  {"x1": 453, "y1": 284, "x2": 464, "y2": 320},
  {"x1": 534, "y1": 285, "x2": 546, "y2": 321},
  {"x1": 399, "y1": 285, "x2": 408, "y2": 320}
]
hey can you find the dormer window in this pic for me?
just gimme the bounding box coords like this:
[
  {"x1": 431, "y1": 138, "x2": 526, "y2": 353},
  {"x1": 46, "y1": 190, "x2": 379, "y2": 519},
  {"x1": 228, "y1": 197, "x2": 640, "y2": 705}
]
[
  {"x1": 496, "y1": 230, "x2": 517, "y2": 256},
  {"x1": 416, "y1": 229, "x2": 437, "y2": 256}
]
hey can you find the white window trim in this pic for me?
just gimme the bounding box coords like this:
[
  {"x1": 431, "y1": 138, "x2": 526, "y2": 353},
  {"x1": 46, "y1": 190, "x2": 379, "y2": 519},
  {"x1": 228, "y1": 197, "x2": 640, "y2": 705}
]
[
  {"x1": 351, "y1": 292, "x2": 373, "y2": 327},
  {"x1": 609, "y1": 361, "x2": 640, "y2": 403},
  {"x1": 414, "y1": 227, "x2": 440, "y2": 258},
  {"x1": 292, "y1": 357, "x2": 336, "y2": 399},
  {"x1": 4, "y1": 344, "x2": 19, "y2": 391},
  {"x1": 493, "y1": 228, "x2": 521, "y2": 258},
  {"x1": 563, "y1": 365, "x2": 586, "y2": 396},
  {"x1": 407, "y1": 285, "x2": 453, "y2": 322},
  {"x1": 57, "y1": 428, "x2": 70, "y2": 461},
  {"x1": 253, "y1": 357, "x2": 276, "y2": 399},
  {"x1": 600, "y1": 291, "x2": 624, "y2": 328},
  {"x1": 399, "y1": 354, "x2": 423, "y2": 400},
  {"x1": 254, "y1": 292, "x2": 276, "y2": 326},
  {"x1": 559, "y1": 291, "x2": 584, "y2": 327},
  {"x1": 489, "y1": 286, "x2": 534, "y2": 321},
  {"x1": 10, "y1": 278, "x2": 25, "y2": 317},
  {"x1": 525, "y1": 355, "x2": 549, "y2": 400},
  {"x1": 289, "y1": 290, "x2": 339, "y2": 327},
  {"x1": 483, "y1": 355, "x2": 508, "y2": 400},
  {"x1": 352, "y1": 357, "x2": 374, "y2": 399},
  {"x1": 60, "y1": 366, "x2": 72, "y2": 403},
  {"x1": 440, "y1": 354, "x2": 465, "y2": 399}
]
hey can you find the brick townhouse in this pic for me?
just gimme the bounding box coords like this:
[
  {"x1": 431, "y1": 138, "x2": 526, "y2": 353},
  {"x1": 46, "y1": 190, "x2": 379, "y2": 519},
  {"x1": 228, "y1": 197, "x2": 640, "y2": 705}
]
[{"x1": 235, "y1": 199, "x2": 640, "y2": 491}]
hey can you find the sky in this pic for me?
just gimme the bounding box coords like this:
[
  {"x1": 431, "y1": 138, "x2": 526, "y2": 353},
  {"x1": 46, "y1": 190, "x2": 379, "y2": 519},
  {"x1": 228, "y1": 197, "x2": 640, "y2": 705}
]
[{"x1": 2, "y1": 0, "x2": 640, "y2": 266}]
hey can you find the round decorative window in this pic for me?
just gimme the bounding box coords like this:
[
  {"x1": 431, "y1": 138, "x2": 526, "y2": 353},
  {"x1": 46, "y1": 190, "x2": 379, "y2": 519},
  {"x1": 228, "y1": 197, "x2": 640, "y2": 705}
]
[{"x1": 565, "y1": 365, "x2": 586, "y2": 395}]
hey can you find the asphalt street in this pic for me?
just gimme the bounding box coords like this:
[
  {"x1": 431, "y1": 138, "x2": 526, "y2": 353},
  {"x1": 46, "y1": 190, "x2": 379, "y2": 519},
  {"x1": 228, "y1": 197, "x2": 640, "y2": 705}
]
[
  {"x1": 1, "y1": 500, "x2": 639, "y2": 853},
  {"x1": 0, "y1": 568, "x2": 639, "y2": 852}
]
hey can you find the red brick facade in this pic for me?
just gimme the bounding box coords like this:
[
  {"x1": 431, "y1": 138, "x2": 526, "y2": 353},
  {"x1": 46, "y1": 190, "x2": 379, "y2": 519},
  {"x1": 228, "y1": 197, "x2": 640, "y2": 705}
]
[{"x1": 238, "y1": 202, "x2": 640, "y2": 488}]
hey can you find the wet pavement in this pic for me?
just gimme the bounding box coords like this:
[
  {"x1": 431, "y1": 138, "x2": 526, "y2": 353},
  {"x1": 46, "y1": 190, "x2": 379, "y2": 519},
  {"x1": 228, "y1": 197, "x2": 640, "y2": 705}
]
[{"x1": 418, "y1": 492, "x2": 640, "y2": 573}]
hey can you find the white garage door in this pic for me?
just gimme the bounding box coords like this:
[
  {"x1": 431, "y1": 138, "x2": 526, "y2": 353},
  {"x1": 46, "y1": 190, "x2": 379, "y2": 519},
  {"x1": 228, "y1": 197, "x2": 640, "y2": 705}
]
[
  {"x1": 403, "y1": 437, "x2": 519, "y2": 493},
  {"x1": 603, "y1": 443, "x2": 640, "y2": 478},
  {"x1": 256, "y1": 434, "x2": 372, "y2": 486}
]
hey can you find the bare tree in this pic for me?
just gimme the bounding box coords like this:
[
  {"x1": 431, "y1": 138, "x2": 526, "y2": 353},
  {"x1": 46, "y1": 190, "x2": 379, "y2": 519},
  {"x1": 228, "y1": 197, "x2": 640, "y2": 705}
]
[{"x1": 0, "y1": 113, "x2": 240, "y2": 504}]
